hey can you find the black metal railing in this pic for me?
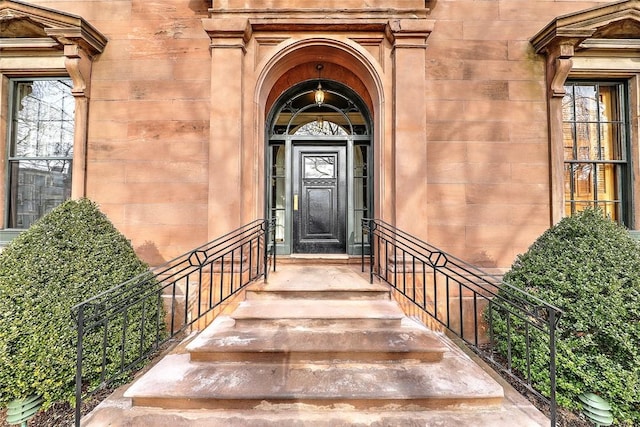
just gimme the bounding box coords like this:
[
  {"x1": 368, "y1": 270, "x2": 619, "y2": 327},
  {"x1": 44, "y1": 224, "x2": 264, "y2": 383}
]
[
  {"x1": 73, "y1": 219, "x2": 275, "y2": 426},
  {"x1": 361, "y1": 218, "x2": 562, "y2": 426}
]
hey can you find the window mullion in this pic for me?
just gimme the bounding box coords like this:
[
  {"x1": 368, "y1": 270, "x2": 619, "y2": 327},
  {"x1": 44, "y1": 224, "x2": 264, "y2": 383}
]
[{"x1": 562, "y1": 81, "x2": 629, "y2": 224}]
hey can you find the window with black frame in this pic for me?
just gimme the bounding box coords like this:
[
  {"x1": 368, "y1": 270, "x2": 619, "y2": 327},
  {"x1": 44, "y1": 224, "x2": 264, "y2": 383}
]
[
  {"x1": 7, "y1": 79, "x2": 74, "y2": 229},
  {"x1": 562, "y1": 81, "x2": 629, "y2": 225}
]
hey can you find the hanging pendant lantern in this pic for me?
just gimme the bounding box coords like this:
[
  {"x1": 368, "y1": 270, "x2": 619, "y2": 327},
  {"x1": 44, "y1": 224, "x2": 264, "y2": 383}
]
[{"x1": 314, "y1": 64, "x2": 325, "y2": 106}]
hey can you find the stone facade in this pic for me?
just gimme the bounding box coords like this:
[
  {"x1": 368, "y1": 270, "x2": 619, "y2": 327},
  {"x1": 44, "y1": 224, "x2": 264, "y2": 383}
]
[{"x1": 1, "y1": 0, "x2": 639, "y2": 269}]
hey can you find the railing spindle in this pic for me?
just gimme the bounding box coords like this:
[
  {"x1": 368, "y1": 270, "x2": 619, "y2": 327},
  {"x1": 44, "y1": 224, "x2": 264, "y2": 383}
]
[
  {"x1": 74, "y1": 219, "x2": 274, "y2": 426},
  {"x1": 362, "y1": 218, "x2": 562, "y2": 427}
]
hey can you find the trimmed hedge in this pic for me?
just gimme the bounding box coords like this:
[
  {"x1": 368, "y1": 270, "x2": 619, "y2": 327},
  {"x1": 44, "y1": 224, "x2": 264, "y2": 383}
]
[
  {"x1": 0, "y1": 199, "x2": 162, "y2": 409},
  {"x1": 491, "y1": 208, "x2": 640, "y2": 425}
]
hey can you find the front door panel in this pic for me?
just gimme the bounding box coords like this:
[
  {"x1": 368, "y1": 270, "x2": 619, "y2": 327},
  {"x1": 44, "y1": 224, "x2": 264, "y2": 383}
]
[{"x1": 293, "y1": 145, "x2": 346, "y2": 253}]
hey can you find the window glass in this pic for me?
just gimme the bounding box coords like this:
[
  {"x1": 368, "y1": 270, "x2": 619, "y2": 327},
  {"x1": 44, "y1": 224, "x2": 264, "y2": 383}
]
[
  {"x1": 303, "y1": 155, "x2": 336, "y2": 178},
  {"x1": 294, "y1": 119, "x2": 349, "y2": 136},
  {"x1": 562, "y1": 82, "x2": 627, "y2": 224},
  {"x1": 8, "y1": 79, "x2": 74, "y2": 228},
  {"x1": 353, "y1": 144, "x2": 368, "y2": 244},
  {"x1": 270, "y1": 144, "x2": 285, "y2": 243}
]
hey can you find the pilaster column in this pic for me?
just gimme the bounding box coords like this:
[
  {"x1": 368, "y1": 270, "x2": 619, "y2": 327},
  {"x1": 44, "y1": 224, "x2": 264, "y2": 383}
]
[
  {"x1": 203, "y1": 19, "x2": 251, "y2": 238},
  {"x1": 63, "y1": 44, "x2": 92, "y2": 199},
  {"x1": 46, "y1": 26, "x2": 106, "y2": 199},
  {"x1": 389, "y1": 19, "x2": 431, "y2": 237},
  {"x1": 545, "y1": 41, "x2": 576, "y2": 224}
]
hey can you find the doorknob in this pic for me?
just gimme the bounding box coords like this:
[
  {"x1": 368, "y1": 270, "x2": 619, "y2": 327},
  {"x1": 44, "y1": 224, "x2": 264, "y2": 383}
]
[{"x1": 293, "y1": 194, "x2": 298, "y2": 211}]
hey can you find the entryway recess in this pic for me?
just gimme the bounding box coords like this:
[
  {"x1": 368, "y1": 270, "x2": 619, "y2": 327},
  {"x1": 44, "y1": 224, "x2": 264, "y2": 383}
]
[{"x1": 267, "y1": 76, "x2": 372, "y2": 256}]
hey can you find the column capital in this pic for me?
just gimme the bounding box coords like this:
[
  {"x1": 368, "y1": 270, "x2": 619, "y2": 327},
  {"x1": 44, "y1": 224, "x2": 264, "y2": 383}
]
[
  {"x1": 202, "y1": 18, "x2": 251, "y2": 50},
  {"x1": 387, "y1": 19, "x2": 432, "y2": 48}
]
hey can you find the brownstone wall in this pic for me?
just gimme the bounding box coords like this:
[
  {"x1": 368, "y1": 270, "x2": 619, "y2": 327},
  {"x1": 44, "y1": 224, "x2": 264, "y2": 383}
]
[
  {"x1": 40, "y1": 0, "x2": 213, "y2": 265},
  {"x1": 17, "y1": 0, "x2": 614, "y2": 268}
]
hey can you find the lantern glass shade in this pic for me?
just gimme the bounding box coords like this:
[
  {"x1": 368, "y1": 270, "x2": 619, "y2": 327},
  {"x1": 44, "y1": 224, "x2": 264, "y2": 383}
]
[{"x1": 314, "y1": 82, "x2": 325, "y2": 105}]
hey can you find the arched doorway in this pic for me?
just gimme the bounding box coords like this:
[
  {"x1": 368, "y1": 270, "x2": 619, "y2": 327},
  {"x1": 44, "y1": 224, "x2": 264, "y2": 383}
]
[{"x1": 266, "y1": 70, "x2": 372, "y2": 255}]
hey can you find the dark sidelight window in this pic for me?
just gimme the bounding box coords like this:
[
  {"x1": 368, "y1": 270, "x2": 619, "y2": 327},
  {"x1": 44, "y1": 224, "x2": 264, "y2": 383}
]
[
  {"x1": 270, "y1": 143, "x2": 286, "y2": 243},
  {"x1": 562, "y1": 82, "x2": 629, "y2": 225},
  {"x1": 353, "y1": 143, "x2": 369, "y2": 244}
]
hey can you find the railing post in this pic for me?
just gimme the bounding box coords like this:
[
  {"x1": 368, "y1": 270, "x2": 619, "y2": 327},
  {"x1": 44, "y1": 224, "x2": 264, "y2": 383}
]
[
  {"x1": 368, "y1": 220, "x2": 375, "y2": 284},
  {"x1": 262, "y1": 220, "x2": 269, "y2": 282},
  {"x1": 549, "y1": 308, "x2": 559, "y2": 427},
  {"x1": 361, "y1": 219, "x2": 365, "y2": 273},
  {"x1": 74, "y1": 305, "x2": 84, "y2": 427},
  {"x1": 271, "y1": 218, "x2": 277, "y2": 272}
]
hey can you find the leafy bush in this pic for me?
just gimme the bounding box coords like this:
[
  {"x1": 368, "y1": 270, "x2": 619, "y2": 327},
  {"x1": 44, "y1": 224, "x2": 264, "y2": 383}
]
[
  {"x1": 0, "y1": 199, "x2": 163, "y2": 409},
  {"x1": 490, "y1": 208, "x2": 640, "y2": 425}
]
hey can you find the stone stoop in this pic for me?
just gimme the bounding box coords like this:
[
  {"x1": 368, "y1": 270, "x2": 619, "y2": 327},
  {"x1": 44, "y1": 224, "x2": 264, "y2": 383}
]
[{"x1": 81, "y1": 264, "x2": 549, "y2": 426}]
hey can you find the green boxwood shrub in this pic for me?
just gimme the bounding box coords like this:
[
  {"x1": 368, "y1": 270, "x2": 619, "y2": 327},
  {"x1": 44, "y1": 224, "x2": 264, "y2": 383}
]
[
  {"x1": 0, "y1": 199, "x2": 163, "y2": 409},
  {"x1": 490, "y1": 208, "x2": 640, "y2": 425}
]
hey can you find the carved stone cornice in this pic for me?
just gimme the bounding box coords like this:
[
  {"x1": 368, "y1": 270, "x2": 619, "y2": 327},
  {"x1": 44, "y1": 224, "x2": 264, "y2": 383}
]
[
  {"x1": 0, "y1": 0, "x2": 107, "y2": 57},
  {"x1": 247, "y1": 19, "x2": 389, "y2": 34},
  {"x1": 204, "y1": 1, "x2": 431, "y2": 45},
  {"x1": 532, "y1": 0, "x2": 640, "y2": 96},
  {"x1": 203, "y1": 15, "x2": 432, "y2": 49},
  {"x1": 209, "y1": 8, "x2": 429, "y2": 18},
  {"x1": 531, "y1": 0, "x2": 640, "y2": 54},
  {"x1": 45, "y1": 26, "x2": 107, "y2": 57},
  {"x1": 206, "y1": 0, "x2": 430, "y2": 20},
  {"x1": 0, "y1": 0, "x2": 107, "y2": 98}
]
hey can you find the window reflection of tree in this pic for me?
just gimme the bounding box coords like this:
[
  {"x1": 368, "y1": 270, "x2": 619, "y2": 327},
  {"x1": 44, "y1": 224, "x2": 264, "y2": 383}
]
[
  {"x1": 14, "y1": 80, "x2": 75, "y2": 163},
  {"x1": 294, "y1": 120, "x2": 348, "y2": 136},
  {"x1": 9, "y1": 79, "x2": 74, "y2": 228},
  {"x1": 305, "y1": 156, "x2": 334, "y2": 178},
  {"x1": 562, "y1": 82, "x2": 624, "y2": 221}
]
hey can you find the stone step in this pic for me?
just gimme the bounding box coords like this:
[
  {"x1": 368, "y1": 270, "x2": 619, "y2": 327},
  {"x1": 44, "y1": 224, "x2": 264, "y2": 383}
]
[
  {"x1": 85, "y1": 388, "x2": 546, "y2": 427},
  {"x1": 245, "y1": 280, "x2": 390, "y2": 300},
  {"x1": 251, "y1": 264, "x2": 378, "y2": 296},
  {"x1": 276, "y1": 254, "x2": 359, "y2": 265},
  {"x1": 186, "y1": 316, "x2": 448, "y2": 363},
  {"x1": 83, "y1": 265, "x2": 550, "y2": 427},
  {"x1": 123, "y1": 352, "x2": 504, "y2": 411},
  {"x1": 230, "y1": 299, "x2": 405, "y2": 328}
]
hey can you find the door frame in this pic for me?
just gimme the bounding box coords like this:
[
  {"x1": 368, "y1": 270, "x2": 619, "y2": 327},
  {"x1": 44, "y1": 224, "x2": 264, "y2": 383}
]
[
  {"x1": 292, "y1": 144, "x2": 347, "y2": 253},
  {"x1": 267, "y1": 136, "x2": 370, "y2": 255},
  {"x1": 265, "y1": 79, "x2": 372, "y2": 256}
]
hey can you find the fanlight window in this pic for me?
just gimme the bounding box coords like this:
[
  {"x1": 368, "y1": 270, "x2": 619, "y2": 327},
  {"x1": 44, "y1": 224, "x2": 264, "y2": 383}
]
[
  {"x1": 271, "y1": 83, "x2": 368, "y2": 137},
  {"x1": 294, "y1": 120, "x2": 348, "y2": 136}
]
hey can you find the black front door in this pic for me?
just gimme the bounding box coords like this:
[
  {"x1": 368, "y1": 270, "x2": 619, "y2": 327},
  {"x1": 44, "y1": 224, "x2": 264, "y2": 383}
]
[{"x1": 292, "y1": 145, "x2": 346, "y2": 253}]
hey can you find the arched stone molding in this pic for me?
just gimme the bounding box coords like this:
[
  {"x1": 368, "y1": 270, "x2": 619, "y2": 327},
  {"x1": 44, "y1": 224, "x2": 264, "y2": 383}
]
[
  {"x1": 0, "y1": 0, "x2": 107, "y2": 199},
  {"x1": 254, "y1": 37, "x2": 389, "y2": 223},
  {"x1": 256, "y1": 37, "x2": 384, "y2": 113},
  {"x1": 203, "y1": 7, "x2": 431, "y2": 239},
  {"x1": 531, "y1": 0, "x2": 640, "y2": 225}
]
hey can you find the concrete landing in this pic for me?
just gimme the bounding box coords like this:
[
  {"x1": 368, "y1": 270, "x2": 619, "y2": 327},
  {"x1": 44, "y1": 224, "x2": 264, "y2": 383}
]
[{"x1": 82, "y1": 264, "x2": 549, "y2": 426}]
